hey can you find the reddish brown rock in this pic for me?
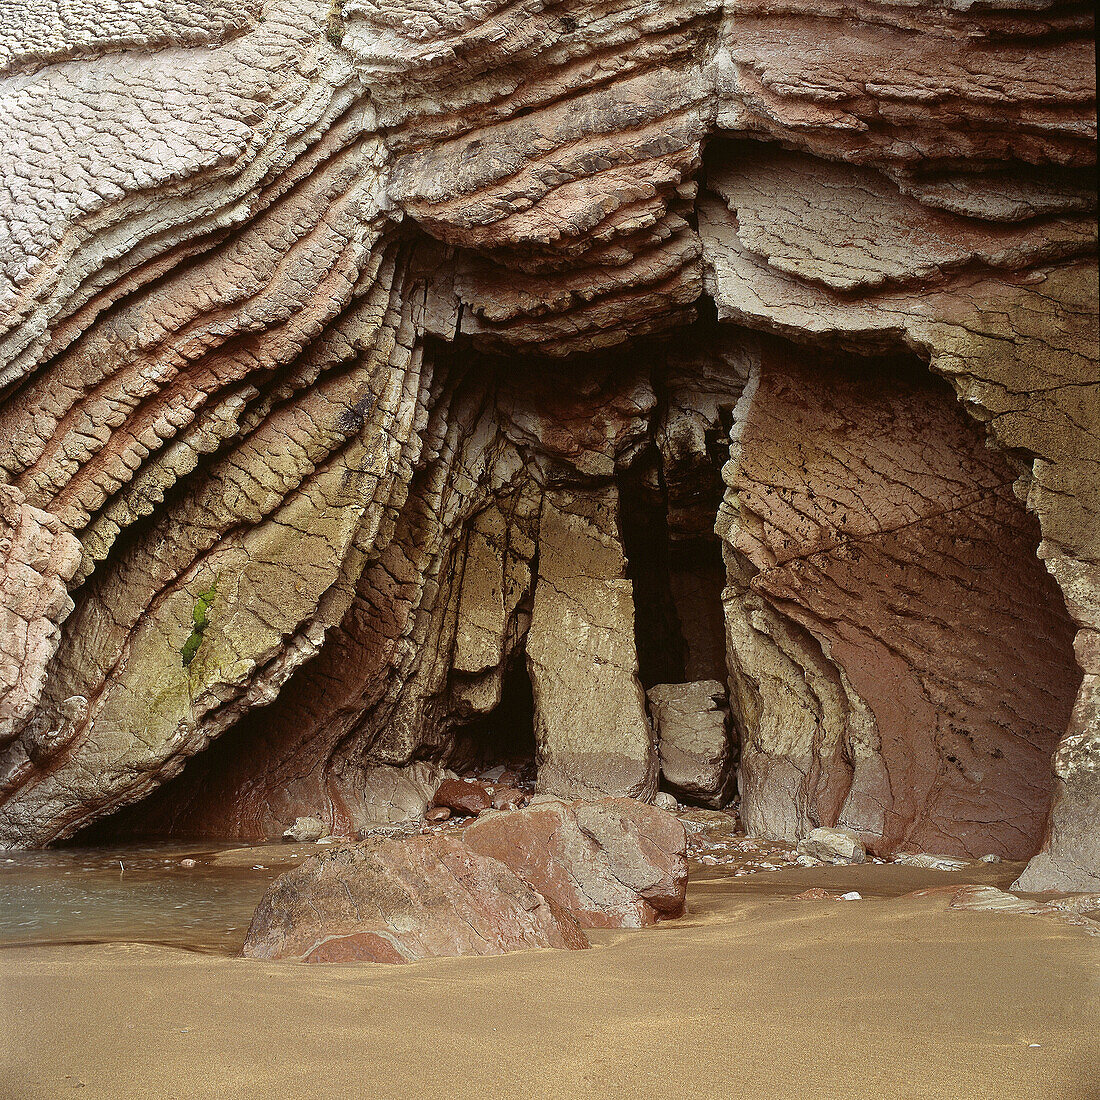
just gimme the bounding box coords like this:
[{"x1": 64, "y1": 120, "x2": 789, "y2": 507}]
[
  {"x1": 463, "y1": 797, "x2": 688, "y2": 929},
  {"x1": 490, "y1": 787, "x2": 526, "y2": 810},
  {"x1": 0, "y1": 0, "x2": 1094, "y2": 897},
  {"x1": 433, "y1": 778, "x2": 493, "y2": 817},
  {"x1": 0, "y1": 486, "x2": 82, "y2": 769},
  {"x1": 719, "y1": 346, "x2": 1081, "y2": 860},
  {"x1": 240, "y1": 834, "x2": 588, "y2": 963}
]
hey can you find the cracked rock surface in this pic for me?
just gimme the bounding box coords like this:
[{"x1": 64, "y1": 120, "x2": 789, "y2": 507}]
[{"x1": 0, "y1": 0, "x2": 1095, "y2": 889}]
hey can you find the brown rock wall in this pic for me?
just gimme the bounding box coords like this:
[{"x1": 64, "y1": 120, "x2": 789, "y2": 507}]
[
  {"x1": 720, "y1": 346, "x2": 1081, "y2": 858},
  {"x1": 0, "y1": 0, "x2": 1095, "y2": 887}
]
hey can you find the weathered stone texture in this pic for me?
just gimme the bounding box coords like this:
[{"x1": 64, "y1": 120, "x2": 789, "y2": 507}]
[
  {"x1": 527, "y1": 488, "x2": 657, "y2": 802},
  {"x1": 0, "y1": 0, "x2": 1095, "y2": 889},
  {"x1": 718, "y1": 347, "x2": 1081, "y2": 859},
  {"x1": 648, "y1": 680, "x2": 734, "y2": 808},
  {"x1": 463, "y1": 796, "x2": 688, "y2": 928},
  {"x1": 241, "y1": 833, "x2": 589, "y2": 963},
  {"x1": 0, "y1": 486, "x2": 81, "y2": 758},
  {"x1": 241, "y1": 796, "x2": 687, "y2": 960}
]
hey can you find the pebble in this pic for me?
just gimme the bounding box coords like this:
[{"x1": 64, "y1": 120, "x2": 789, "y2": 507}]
[
  {"x1": 180, "y1": 858, "x2": 197, "y2": 868},
  {"x1": 283, "y1": 816, "x2": 325, "y2": 843},
  {"x1": 893, "y1": 852, "x2": 968, "y2": 871}
]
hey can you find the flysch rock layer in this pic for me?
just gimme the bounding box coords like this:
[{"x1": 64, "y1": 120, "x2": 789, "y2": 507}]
[
  {"x1": 718, "y1": 344, "x2": 1080, "y2": 860},
  {"x1": 0, "y1": 0, "x2": 1095, "y2": 888}
]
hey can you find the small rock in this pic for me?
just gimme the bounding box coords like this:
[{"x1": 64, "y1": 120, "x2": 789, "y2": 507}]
[
  {"x1": 425, "y1": 806, "x2": 451, "y2": 823},
  {"x1": 283, "y1": 816, "x2": 326, "y2": 843},
  {"x1": 979, "y1": 853, "x2": 1002, "y2": 864},
  {"x1": 893, "y1": 852, "x2": 968, "y2": 871},
  {"x1": 490, "y1": 786, "x2": 525, "y2": 810},
  {"x1": 433, "y1": 778, "x2": 493, "y2": 817},
  {"x1": 839, "y1": 891, "x2": 862, "y2": 901},
  {"x1": 796, "y1": 827, "x2": 867, "y2": 865},
  {"x1": 648, "y1": 681, "x2": 734, "y2": 808},
  {"x1": 794, "y1": 888, "x2": 839, "y2": 900},
  {"x1": 180, "y1": 858, "x2": 197, "y2": 869},
  {"x1": 653, "y1": 792, "x2": 679, "y2": 812}
]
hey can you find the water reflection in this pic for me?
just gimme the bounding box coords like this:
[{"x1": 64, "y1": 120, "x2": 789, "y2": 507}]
[{"x1": 0, "y1": 844, "x2": 282, "y2": 955}]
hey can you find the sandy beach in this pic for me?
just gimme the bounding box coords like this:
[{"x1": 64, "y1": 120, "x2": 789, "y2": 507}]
[{"x1": 2, "y1": 860, "x2": 1096, "y2": 1100}]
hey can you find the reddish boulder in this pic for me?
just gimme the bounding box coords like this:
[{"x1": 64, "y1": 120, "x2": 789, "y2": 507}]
[
  {"x1": 463, "y1": 796, "x2": 688, "y2": 929},
  {"x1": 240, "y1": 834, "x2": 588, "y2": 963},
  {"x1": 490, "y1": 787, "x2": 526, "y2": 810},
  {"x1": 433, "y1": 778, "x2": 493, "y2": 817}
]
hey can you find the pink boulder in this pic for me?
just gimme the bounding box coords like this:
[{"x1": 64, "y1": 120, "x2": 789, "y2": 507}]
[
  {"x1": 240, "y1": 834, "x2": 588, "y2": 963},
  {"x1": 464, "y1": 796, "x2": 688, "y2": 928}
]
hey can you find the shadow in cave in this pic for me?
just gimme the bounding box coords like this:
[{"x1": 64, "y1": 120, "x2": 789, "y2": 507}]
[
  {"x1": 618, "y1": 456, "x2": 729, "y2": 691},
  {"x1": 447, "y1": 654, "x2": 538, "y2": 781}
]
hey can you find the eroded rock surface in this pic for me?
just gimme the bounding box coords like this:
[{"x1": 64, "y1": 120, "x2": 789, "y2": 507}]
[
  {"x1": 718, "y1": 346, "x2": 1082, "y2": 860},
  {"x1": 463, "y1": 796, "x2": 688, "y2": 928},
  {"x1": 528, "y1": 489, "x2": 656, "y2": 801},
  {"x1": 241, "y1": 833, "x2": 589, "y2": 963},
  {"x1": 0, "y1": 0, "x2": 1095, "y2": 889},
  {"x1": 648, "y1": 680, "x2": 734, "y2": 808}
]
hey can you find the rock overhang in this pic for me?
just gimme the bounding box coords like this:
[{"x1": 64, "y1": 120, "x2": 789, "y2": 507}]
[{"x1": 0, "y1": 0, "x2": 1094, "y2": 890}]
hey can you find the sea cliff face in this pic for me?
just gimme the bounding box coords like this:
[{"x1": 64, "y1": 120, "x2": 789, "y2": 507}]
[{"x1": 0, "y1": 0, "x2": 1095, "y2": 889}]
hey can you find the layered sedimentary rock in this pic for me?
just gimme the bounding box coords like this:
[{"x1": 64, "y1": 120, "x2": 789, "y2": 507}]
[
  {"x1": 0, "y1": 486, "x2": 82, "y2": 753},
  {"x1": 0, "y1": 0, "x2": 1095, "y2": 886},
  {"x1": 527, "y1": 488, "x2": 656, "y2": 801},
  {"x1": 241, "y1": 833, "x2": 590, "y2": 963},
  {"x1": 718, "y1": 347, "x2": 1080, "y2": 859}
]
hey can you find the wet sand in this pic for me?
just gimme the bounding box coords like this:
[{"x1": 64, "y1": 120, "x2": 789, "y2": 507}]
[{"x1": 1, "y1": 856, "x2": 1097, "y2": 1100}]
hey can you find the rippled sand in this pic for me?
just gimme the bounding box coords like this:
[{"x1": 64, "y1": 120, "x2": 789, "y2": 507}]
[{"x1": 1, "y1": 850, "x2": 1097, "y2": 1099}]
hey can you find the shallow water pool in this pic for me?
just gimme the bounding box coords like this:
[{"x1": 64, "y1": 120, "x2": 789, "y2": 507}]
[{"x1": 0, "y1": 844, "x2": 282, "y2": 954}]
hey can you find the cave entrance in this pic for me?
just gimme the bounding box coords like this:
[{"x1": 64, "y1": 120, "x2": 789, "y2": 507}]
[
  {"x1": 447, "y1": 653, "x2": 538, "y2": 783},
  {"x1": 617, "y1": 403, "x2": 737, "y2": 811},
  {"x1": 619, "y1": 471, "x2": 728, "y2": 690}
]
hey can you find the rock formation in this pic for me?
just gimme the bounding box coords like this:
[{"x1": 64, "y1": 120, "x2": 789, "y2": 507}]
[
  {"x1": 648, "y1": 680, "x2": 734, "y2": 807},
  {"x1": 241, "y1": 832, "x2": 591, "y2": 963},
  {"x1": 242, "y1": 795, "x2": 687, "y2": 960},
  {"x1": 0, "y1": 0, "x2": 1095, "y2": 887},
  {"x1": 463, "y1": 795, "x2": 688, "y2": 928}
]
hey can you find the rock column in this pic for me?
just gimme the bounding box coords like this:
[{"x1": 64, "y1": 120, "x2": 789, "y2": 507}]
[{"x1": 527, "y1": 487, "x2": 657, "y2": 801}]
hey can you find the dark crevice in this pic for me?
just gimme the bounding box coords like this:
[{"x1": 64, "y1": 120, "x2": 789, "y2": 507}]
[{"x1": 446, "y1": 654, "x2": 537, "y2": 778}]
